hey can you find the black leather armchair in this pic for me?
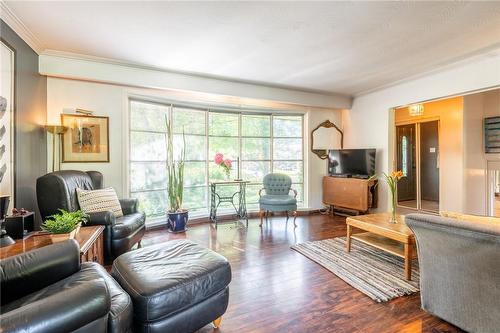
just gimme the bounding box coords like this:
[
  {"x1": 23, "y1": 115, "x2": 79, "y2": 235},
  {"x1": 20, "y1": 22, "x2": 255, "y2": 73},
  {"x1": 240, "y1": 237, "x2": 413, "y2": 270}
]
[
  {"x1": 36, "y1": 170, "x2": 146, "y2": 263},
  {"x1": 0, "y1": 240, "x2": 133, "y2": 333}
]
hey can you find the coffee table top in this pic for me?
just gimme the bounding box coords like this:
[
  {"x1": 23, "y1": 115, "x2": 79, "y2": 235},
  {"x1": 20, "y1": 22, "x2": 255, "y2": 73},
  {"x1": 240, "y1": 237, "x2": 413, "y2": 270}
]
[
  {"x1": 346, "y1": 213, "x2": 414, "y2": 243},
  {"x1": 0, "y1": 225, "x2": 105, "y2": 260}
]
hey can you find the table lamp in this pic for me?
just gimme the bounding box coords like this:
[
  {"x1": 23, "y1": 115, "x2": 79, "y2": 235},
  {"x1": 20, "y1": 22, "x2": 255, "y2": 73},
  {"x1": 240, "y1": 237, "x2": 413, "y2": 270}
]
[{"x1": 0, "y1": 195, "x2": 14, "y2": 247}]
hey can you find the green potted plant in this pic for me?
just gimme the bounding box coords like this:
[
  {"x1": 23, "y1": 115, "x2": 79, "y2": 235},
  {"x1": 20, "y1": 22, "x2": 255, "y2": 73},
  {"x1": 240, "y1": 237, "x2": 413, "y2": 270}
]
[
  {"x1": 165, "y1": 116, "x2": 188, "y2": 233},
  {"x1": 41, "y1": 209, "x2": 88, "y2": 242}
]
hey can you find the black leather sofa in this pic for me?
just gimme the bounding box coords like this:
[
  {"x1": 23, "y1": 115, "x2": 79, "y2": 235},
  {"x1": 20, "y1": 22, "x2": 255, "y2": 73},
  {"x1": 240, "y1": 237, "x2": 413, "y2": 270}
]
[
  {"x1": 36, "y1": 170, "x2": 146, "y2": 263},
  {"x1": 0, "y1": 240, "x2": 133, "y2": 333}
]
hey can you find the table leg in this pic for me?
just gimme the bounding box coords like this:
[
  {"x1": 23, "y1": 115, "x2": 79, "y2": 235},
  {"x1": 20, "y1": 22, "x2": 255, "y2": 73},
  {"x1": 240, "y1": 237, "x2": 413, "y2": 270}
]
[
  {"x1": 346, "y1": 224, "x2": 352, "y2": 252},
  {"x1": 404, "y1": 243, "x2": 412, "y2": 281}
]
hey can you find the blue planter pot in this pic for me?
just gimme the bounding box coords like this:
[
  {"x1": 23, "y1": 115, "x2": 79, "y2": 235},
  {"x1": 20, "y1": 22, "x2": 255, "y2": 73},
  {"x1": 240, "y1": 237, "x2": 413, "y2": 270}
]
[{"x1": 167, "y1": 210, "x2": 188, "y2": 233}]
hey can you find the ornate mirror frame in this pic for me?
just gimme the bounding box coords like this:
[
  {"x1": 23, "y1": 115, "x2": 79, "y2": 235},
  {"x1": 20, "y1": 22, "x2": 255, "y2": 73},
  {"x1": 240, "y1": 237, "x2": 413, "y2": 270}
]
[{"x1": 310, "y1": 120, "x2": 343, "y2": 160}]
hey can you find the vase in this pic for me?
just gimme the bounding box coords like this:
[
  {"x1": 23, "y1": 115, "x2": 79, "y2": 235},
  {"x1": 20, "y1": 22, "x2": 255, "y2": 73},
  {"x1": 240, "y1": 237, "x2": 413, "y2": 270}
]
[
  {"x1": 167, "y1": 209, "x2": 189, "y2": 233},
  {"x1": 389, "y1": 188, "x2": 398, "y2": 223},
  {"x1": 49, "y1": 224, "x2": 81, "y2": 243}
]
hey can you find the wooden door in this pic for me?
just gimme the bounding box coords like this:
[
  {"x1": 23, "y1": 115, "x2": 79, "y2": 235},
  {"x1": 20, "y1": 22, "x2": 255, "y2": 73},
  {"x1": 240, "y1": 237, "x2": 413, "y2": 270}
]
[{"x1": 420, "y1": 121, "x2": 440, "y2": 205}]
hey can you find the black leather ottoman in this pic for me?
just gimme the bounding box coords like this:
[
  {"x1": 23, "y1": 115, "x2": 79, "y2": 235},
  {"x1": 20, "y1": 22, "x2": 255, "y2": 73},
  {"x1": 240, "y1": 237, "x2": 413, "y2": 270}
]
[{"x1": 111, "y1": 239, "x2": 231, "y2": 333}]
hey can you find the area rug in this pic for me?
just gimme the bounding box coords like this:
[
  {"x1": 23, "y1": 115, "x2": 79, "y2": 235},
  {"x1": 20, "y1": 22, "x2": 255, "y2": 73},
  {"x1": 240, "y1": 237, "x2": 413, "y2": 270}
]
[{"x1": 291, "y1": 237, "x2": 419, "y2": 302}]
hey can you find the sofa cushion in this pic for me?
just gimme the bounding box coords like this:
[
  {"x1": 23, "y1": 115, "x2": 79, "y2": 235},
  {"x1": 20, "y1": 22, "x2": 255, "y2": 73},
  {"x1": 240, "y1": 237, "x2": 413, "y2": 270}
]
[
  {"x1": 77, "y1": 187, "x2": 124, "y2": 217},
  {"x1": 1, "y1": 262, "x2": 133, "y2": 333},
  {"x1": 112, "y1": 212, "x2": 146, "y2": 239},
  {"x1": 111, "y1": 239, "x2": 232, "y2": 322}
]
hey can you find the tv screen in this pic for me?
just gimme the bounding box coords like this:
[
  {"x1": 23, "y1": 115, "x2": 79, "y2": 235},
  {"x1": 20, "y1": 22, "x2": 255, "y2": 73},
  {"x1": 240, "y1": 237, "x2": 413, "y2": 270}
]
[{"x1": 328, "y1": 149, "x2": 376, "y2": 177}]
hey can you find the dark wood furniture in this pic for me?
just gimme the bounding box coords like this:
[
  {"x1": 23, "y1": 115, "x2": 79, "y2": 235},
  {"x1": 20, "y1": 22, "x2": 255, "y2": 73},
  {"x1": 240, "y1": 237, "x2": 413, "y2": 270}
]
[
  {"x1": 4, "y1": 212, "x2": 35, "y2": 239},
  {"x1": 346, "y1": 213, "x2": 417, "y2": 280},
  {"x1": 0, "y1": 225, "x2": 105, "y2": 265},
  {"x1": 323, "y1": 176, "x2": 377, "y2": 213}
]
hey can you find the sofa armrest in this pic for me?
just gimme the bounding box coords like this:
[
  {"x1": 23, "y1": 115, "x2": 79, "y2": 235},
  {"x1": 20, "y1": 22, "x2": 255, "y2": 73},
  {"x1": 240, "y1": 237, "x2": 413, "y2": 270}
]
[
  {"x1": 119, "y1": 198, "x2": 139, "y2": 215},
  {"x1": 0, "y1": 239, "x2": 80, "y2": 305},
  {"x1": 0, "y1": 280, "x2": 110, "y2": 333},
  {"x1": 87, "y1": 211, "x2": 116, "y2": 227}
]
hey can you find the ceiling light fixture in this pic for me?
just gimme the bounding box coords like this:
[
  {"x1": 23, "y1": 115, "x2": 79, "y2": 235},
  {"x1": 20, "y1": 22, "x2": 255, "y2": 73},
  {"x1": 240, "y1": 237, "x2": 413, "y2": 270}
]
[{"x1": 409, "y1": 104, "x2": 424, "y2": 116}]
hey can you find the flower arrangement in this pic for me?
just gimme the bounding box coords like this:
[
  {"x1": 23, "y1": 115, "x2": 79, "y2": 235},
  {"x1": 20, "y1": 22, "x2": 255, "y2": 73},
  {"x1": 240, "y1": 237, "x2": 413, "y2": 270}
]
[
  {"x1": 383, "y1": 171, "x2": 404, "y2": 223},
  {"x1": 214, "y1": 153, "x2": 232, "y2": 179}
]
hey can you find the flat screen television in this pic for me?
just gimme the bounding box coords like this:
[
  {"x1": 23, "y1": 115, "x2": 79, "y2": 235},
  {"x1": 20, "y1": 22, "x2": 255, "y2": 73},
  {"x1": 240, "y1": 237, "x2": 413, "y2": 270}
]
[{"x1": 328, "y1": 149, "x2": 376, "y2": 178}]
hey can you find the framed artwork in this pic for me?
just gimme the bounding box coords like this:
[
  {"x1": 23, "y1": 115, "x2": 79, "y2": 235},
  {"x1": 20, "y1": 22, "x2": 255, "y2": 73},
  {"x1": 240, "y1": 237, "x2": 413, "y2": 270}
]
[
  {"x1": 61, "y1": 114, "x2": 109, "y2": 162},
  {"x1": 0, "y1": 39, "x2": 16, "y2": 208}
]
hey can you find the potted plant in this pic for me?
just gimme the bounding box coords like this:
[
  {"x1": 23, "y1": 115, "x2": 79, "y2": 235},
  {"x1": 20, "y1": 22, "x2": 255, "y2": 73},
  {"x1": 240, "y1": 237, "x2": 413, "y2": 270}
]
[
  {"x1": 165, "y1": 116, "x2": 188, "y2": 233},
  {"x1": 41, "y1": 209, "x2": 88, "y2": 242}
]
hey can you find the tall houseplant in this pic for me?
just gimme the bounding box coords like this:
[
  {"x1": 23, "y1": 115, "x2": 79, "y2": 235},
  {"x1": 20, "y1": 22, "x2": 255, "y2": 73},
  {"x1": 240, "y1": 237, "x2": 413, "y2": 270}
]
[{"x1": 165, "y1": 115, "x2": 188, "y2": 233}]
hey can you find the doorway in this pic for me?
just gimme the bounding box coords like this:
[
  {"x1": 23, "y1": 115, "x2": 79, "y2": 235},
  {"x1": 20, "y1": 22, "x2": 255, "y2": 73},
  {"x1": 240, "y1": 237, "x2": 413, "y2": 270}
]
[{"x1": 396, "y1": 120, "x2": 440, "y2": 212}]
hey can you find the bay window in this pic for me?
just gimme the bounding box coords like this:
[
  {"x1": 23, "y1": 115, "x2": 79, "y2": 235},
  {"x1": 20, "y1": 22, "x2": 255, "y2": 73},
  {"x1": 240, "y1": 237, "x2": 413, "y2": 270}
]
[{"x1": 129, "y1": 99, "x2": 304, "y2": 222}]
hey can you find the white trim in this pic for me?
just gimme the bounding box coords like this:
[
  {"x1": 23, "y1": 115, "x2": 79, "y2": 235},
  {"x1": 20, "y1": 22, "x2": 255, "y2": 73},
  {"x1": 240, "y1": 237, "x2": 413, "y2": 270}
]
[{"x1": 0, "y1": 1, "x2": 43, "y2": 54}]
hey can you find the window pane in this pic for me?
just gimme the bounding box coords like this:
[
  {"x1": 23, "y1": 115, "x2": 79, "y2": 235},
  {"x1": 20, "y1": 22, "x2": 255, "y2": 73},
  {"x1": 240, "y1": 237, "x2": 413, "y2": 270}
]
[
  {"x1": 130, "y1": 101, "x2": 169, "y2": 132},
  {"x1": 130, "y1": 162, "x2": 166, "y2": 192},
  {"x1": 242, "y1": 115, "x2": 270, "y2": 137},
  {"x1": 293, "y1": 183, "x2": 304, "y2": 203},
  {"x1": 273, "y1": 116, "x2": 302, "y2": 137},
  {"x1": 173, "y1": 108, "x2": 206, "y2": 135},
  {"x1": 183, "y1": 162, "x2": 206, "y2": 187},
  {"x1": 242, "y1": 138, "x2": 270, "y2": 160},
  {"x1": 273, "y1": 138, "x2": 302, "y2": 160},
  {"x1": 241, "y1": 161, "x2": 270, "y2": 182},
  {"x1": 131, "y1": 131, "x2": 166, "y2": 161},
  {"x1": 209, "y1": 113, "x2": 238, "y2": 136},
  {"x1": 173, "y1": 134, "x2": 206, "y2": 161},
  {"x1": 209, "y1": 137, "x2": 239, "y2": 159},
  {"x1": 273, "y1": 161, "x2": 303, "y2": 183},
  {"x1": 183, "y1": 187, "x2": 207, "y2": 212},
  {"x1": 246, "y1": 183, "x2": 263, "y2": 205},
  {"x1": 131, "y1": 190, "x2": 167, "y2": 217},
  {"x1": 209, "y1": 162, "x2": 239, "y2": 182}
]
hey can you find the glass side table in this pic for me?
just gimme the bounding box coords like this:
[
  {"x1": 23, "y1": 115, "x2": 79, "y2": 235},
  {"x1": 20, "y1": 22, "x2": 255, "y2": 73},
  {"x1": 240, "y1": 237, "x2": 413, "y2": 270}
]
[{"x1": 209, "y1": 180, "x2": 250, "y2": 228}]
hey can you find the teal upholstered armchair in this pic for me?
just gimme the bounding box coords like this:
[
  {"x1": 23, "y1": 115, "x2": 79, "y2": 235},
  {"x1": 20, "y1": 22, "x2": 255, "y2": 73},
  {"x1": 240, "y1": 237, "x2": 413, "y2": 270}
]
[{"x1": 258, "y1": 173, "x2": 298, "y2": 227}]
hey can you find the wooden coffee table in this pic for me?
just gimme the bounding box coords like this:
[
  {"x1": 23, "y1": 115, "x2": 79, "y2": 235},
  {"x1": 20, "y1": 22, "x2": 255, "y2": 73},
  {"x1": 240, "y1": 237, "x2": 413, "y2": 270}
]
[
  {"x1": 346, "y1": 213, "x2": 417, "y2": 280},
  {"x1": 0, "y1": 225, "x2": 105, "y2": 264}
]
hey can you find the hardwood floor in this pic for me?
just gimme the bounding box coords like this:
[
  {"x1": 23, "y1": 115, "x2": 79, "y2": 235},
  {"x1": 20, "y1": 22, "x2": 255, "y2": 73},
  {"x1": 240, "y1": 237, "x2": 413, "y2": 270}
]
[{"x1": 143, "y1": 214, "x2": 463, "y2": 333}]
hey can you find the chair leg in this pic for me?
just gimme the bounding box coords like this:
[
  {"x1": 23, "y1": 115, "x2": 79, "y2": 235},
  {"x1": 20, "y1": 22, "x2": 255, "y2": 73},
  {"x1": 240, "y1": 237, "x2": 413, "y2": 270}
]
[
  {"x1": 137, "y1": 240, "x2": 142, "y2": 249},
  {"x1": 212, "y1": 316, "x2": 222, "y2": 328},
  {"x1": 259, "y1": 210, "x2": 264, "y2": 227},
  {"x1": 286, "y1": 211, "x2": 289, "y2": 222},
  {"x1": 292, "y1": 211, "x2": 298, "y2": 227},
  {"x1": 265, "y1": 210, "x2": 269, "y2": 222}
]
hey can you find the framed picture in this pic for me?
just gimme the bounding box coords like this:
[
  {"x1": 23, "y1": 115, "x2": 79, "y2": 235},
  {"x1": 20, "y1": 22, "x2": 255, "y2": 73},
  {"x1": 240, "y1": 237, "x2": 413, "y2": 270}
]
[
  {"x1": 0, "y1": 39, "x2": 16, "y2": 209},
  {"x1": 61, "y1": 114, "x2": 109, "y2": 162}
]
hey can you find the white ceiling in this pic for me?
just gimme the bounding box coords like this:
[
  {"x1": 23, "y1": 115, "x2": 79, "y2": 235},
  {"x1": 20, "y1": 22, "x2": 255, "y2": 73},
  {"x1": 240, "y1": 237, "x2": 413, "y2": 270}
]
[{"x1": 4, "y1": 1, "x2": 500, "y2": 96}]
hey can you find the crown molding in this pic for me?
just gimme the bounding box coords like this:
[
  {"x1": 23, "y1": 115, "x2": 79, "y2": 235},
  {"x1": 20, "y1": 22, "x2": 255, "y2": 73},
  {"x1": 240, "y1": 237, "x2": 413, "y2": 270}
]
[{"x1": 1, "y1": 1, "x2": 43, "y2": 54}]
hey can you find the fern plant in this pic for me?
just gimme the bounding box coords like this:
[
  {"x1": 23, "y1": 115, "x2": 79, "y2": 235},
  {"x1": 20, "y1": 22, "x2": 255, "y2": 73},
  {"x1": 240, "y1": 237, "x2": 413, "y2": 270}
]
[
  {"x1": 42, "y1": 209, "x2": 88, "y2": 234},
  {"x1": 165, "y1": 115, "x2": 186, "y2": 213}
]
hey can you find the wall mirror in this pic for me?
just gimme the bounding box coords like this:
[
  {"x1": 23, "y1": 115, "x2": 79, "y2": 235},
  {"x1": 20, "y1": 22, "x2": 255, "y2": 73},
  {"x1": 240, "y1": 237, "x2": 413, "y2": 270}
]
[{"x1": 311, "y1": 120, "x2": 343, "y2": 159}]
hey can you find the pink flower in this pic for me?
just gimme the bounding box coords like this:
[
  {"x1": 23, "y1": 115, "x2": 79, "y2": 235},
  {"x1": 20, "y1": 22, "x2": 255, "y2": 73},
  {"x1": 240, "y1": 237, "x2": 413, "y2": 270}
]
[
  {"x1": 223, "y1": 159, "x2": 232, "y2": 169},
  {"x1": 214, "y1": 153, "x2": 224, "y2": 165}
]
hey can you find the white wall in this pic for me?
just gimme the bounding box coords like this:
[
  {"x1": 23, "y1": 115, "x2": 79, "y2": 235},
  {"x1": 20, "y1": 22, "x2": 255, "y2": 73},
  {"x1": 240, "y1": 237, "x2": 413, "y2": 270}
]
[
  {"x1": 47, "y1": 77, "x2": 341, "y2": 209},
  {"x1": 345, "y1": 52, "x2": 500, "y2": 213},
  {"x1": 463, "y1": 89, "x2": 500, "y2": 215}
]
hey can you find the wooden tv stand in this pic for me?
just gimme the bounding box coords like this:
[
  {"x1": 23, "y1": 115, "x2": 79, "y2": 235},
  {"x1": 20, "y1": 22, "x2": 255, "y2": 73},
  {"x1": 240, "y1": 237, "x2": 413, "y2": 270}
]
[{"x1": 323, "y1": 176, "x2": 378, "y2": 214}]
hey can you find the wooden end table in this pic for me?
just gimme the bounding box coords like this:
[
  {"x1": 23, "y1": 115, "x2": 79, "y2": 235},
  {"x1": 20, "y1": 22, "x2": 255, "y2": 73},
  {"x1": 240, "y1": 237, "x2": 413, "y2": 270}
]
[
  {"x1": 346, "y1": 213, "x2": 417, "y2": 280},
  {"x1": 0, "y1": 225, "x2": 105, "y2": 265}
]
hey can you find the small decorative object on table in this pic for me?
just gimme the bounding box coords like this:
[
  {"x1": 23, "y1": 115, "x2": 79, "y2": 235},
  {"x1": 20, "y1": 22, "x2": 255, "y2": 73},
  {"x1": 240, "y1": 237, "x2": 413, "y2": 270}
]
[
  {"x1": 41, "y1": 209, "x2": 88, "y2": 242},
  {"x1": 214, "y1": 153, "x2": 232, "y2": 180},
  {"x1": 165, "y1": 116, "x2": 188, "y2": 233},
  {"x1": 5, "y1": 208, "x2": 35, "y2": 239}
]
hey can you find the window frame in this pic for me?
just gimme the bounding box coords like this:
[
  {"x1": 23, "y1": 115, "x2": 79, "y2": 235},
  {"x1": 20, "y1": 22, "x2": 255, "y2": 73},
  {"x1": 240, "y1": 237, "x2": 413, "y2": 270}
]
[{"x1": 128, "y1": 98, "x2": 305, "y2": 224}]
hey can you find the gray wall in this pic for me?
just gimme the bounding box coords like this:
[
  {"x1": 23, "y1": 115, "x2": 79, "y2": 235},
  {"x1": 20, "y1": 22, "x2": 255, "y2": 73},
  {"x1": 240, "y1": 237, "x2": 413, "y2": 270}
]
[{"x1": 1, "y1": 19, "x2": 47, "y2": 228}]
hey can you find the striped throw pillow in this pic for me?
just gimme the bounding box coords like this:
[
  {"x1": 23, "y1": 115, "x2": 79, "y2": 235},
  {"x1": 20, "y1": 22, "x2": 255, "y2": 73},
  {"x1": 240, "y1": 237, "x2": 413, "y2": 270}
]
[{"x1": 76, "y1": 187, "x2": 124, "y2": 218}]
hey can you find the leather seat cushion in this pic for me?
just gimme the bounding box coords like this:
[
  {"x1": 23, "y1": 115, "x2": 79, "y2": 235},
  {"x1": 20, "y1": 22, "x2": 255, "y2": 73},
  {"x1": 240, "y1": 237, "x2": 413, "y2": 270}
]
[
  {"x1": 111, "y1": 239, "x2": 232, "y2": 322},
  {"x1": 259, "y1": 194, "x2": 297, "y2": 206},
  {"x1": 2, "y1": 262, "x2": 133, "y2": 333},
  {"x1": 112, "y1": 212, "x2": 146, "y2": 239}
]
